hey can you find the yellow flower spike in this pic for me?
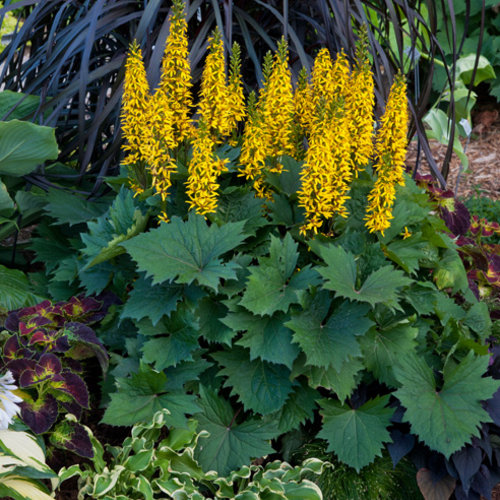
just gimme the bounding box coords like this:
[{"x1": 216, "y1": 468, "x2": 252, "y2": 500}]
[
  {"x1": 121, "y1": 40, "x2": 150, "y2": 167},
  {"x1": 186, "y1": 120, "x2": 229, "y2": 215},
  {"x1": 365, "y1": 73, "x2": 409, "y2": 235},
  {"x1": 345, "y1": 29, "x2": 375, "y2": 175},
  {"x1": 157, "y1": 0, "x2": 193, "y2": 145},
  {"x1": 239, "y1": 91, "x2": 270, "y2": 198},
  {"x1": 294, "y1": 66, "x2": 313, "y2": 132},
  {"x1": 330, "y1": 49, "x2": 351, "y2": 101},
  {"x1": 260, "y1": 37, "x2": 295, "y2": 158},
  {"x1": 198, "y1": 27, "x2": 232, "y2": 137},
  {"x1": 311, "y1": 48, "x2": 334, "y2": 111},
  {"x1": 227, "y1": 42, "x2": 246, "y2": 129}
]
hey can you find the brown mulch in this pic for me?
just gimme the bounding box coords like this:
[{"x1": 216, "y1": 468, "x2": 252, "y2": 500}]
[{"x1": 406, "y1": 103, "x2": 500, "y2": 202}]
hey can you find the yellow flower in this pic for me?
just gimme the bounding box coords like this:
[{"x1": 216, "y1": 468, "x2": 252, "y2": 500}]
[
  {"x1": 156, "y1": 0, "x2": 193, "y2": 145},
  {"x1": 227, "y1": 42, "x2": 246, "y2": 131},
  {"x1": 198, "y1": 28, "x2": 232, "y2": 137},
  {"x1": 401, "y1": 226, "x2": 412, "y2": 239},
  {"x1": 330, "y1": 49, "x2": 350, "y2": 101},
  {"x1": 186, "y1": 120, "x2": 229, "y2": 215},
  {"x1": 311, "y1": 48, "x2": 334, "y2": 111},
  {"x1": 121, "y1": 40, "x2": 150, "y2": 167},
  {"x1": 298, "y1": 98, "x2": 352, "y2": 235},
  {"x1": 365, "y1": 73, "x2": 409, "y2": 235},
  {"x1": 345, "y1": 29, "x2": 374, "y2": 175},
  {"x1": 260, "y1": 37, "x2": 295, "y2": 158}
]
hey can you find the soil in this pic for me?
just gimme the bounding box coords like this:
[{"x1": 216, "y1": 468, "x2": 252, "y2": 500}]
[{"x1": 406, "y1": 102, "x2": 500, "y2": 201}]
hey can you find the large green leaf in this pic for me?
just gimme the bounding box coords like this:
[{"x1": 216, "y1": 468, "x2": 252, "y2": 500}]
[
  {"x1": 318, "y1": 396, "x2": 394, "y2": 471},
  {"x1": 140, "y1": 306, "x2": 200, "y2": 370},
  {"x1": 239, "y1": 233, "x2": 320, "y2": 315},
  {"x1": 273, "y1": 380, "x2": 319, "y2": 434},
  {"x1": 0, "y1": 265, "x2": 39, "y2": 311},
  {"x1": 101, "y1": 366, "x2": 200, "y2": 428},
  {"x1": 195, "y1": 297, "x2": 235, "y2": 346},
  {"x1": 0, "y1": 120, "x2": 58, "y2": 176},
  {"x1": 195, "y1": 387, "x2": 278, "y2": 475},
  {"x1": 44, "y1": 189, "x2": 110, "y2": 226},
  {"x1": 81, "y1": 188, "x2": 148, "y2": 268},
  {"x1": 286, "y1": 292, "x2": 373, "y2": 369},
  {"x1": 0, "y1": 179, "x2": 14, "y2": 214},
  {"x1": 359, "y1": 323, "x2": 418, "y2": 388},
  {"x1": 317, "y1": 245, "x2": 412, "y2": 310},
  {"x1": 213, "y1": 347, "x2": 294, "y2": 415},
  {"x1": 123, "y1": 213, "x2": 246, "y2": 291},
  {"x1": 223, "y1": 309, "x2": 299, "y2": 369},
  {"x1": 394, "y1": 352, "x2": 499, "y2": 458},
  {"x1": 0, "y1": 91, "x2": 45, "y2": 120},
  {"x1": 121, "y1": 275, "x2": 183, "y2": 325}
]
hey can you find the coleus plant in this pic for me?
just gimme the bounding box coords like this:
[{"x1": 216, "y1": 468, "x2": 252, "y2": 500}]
[{"x1": 1, "y1": 295, "x2": 110, "y2": 458}]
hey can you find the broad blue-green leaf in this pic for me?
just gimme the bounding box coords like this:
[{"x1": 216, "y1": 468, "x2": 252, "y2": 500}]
[
  {"x1": 318, "y1": 245, "x2": 412, "y2": 309},
  {"x1": 195, "y1": 386, "x2": 278, "y2": 475},
  {"x1": 101, "y1": 367, "x2": 200, "y2": 428},
  {"x1": 293, "y1": 355, "x2": 364, "y2": 402},
  {"x1": 456, "y1": 54, "x2": 496, "y2": 86},
  {"x1": 286, "y1": 292, "x2": 373, "y2": 369},
  {"x1": 384, "y1": 237, "x2": 427, "y2": 275},
  {"x1": 240, "y1": 233, "x2": 320, "y2": 315},
  {"x1": 359, "y1": 324, "x2": 418, "y2": 388},
  {"x1": 318, "y1": 396, "x2": 394, "y2": 471},
  {"x1": 123, "y1": 213, "x2": 246, "y2": 291},
  {"x1": 0, "y1": 120, "x2": 58, "y2": 176},
  {"x1": 0, "y1": 90, "x2": 45, "y2": 120},
  {"x1": 394, "y1": 352, "x2": 499, "y2": 458},
  {"x1": 121, "y1": 275, "x2": 182, "y2": 325},
  {"x1": 213, "y1": 347, "x2": 294, "y2": 415},
  {"x1": 223, "y1": 310, "x2": 299, "y2": 369},
  {"x1": 81, "y1": 188, "x2": 148, "y2": 268},
  {"x1": 44, "y1": 189, "x2": 109, "y2": 226}
]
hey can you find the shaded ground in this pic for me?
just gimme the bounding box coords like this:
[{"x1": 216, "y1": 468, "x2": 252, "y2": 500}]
[{"x1": 407, "y1": 103, "x2": 500, "y2": 201}]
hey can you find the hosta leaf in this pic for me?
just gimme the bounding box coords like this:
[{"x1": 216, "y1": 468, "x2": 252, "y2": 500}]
[
  {"x1": 317, "y1": 245, "x2": 412, "y2": 309},
  {"x1": 359, "y1": 323, "x2": 418, "y2": 388},
  {"x1": 286, "y1": 291, "x2": 373, "y2": 369},
  {"x1": 0, "y1": 120, "x2": 58, "y2": 176},
  {"x1": 195, "y1": 386, "x2": 278, "y2": 475},
  {"x1": 213, "y1": 347, "x2": 294, "y2": 415},
  {"x1": 123, "y1": 213, "x2": 246, "y2": 291},
  {"x1": 433, "y1": 249, "x2": 468, "y2": 294},
  {"x1": 240, "y1": 233, "x2": 320, "y2": 315},
  {"x1": 394, "y1": 352, "x2": 499, "y2": 458},
  {"x1": 224, "y1": 309, "x2": 299, "y2": 369},
  {"x1": 101, "y1": 366, "x2": 200, "y2": 428},
  {"x1": 0, "y1": 179, "x2": 14, "y2": 214},
  {"x1": 121, "y1": 274, "x2": 183, "y2": 325},
  {"x1": 318, "y1": 395, "x2": 394, "y2": 471}
]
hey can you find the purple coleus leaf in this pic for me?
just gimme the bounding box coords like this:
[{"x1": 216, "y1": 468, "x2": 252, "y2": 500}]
[
  {"x1": 64, "y1": 322, "x2": 109, "y2": 373},
  {"x1": 50, "y1": 420, "x2": 93, "y2": 458},
  {"x1": 60, "y1": 400, "x2": 83, "y2": 420},
  {"x1": 19, "y1": 368, "x2": 51, "y2": 387},
  {"x1": 440, "y1": 201, "x2": 471, "y2": 237},
  {"x1": 36, "y1": 353, "x2": 62, "y2": 376},
  {"x1": 51, "y1": 370, "x2": 89, "y2": 409},
  {"x1": 20, "y1": 394, "x2": 58, "y2": 434},
  {"x1": 29, "y1": 329, "x2": 56, "y2": 347},
  {"x1": 4, "y1": 311, "x2": 20, "y2": 331},
  {"x1": 6, "y1": 358, "x2": 37, "y2": 379}
]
